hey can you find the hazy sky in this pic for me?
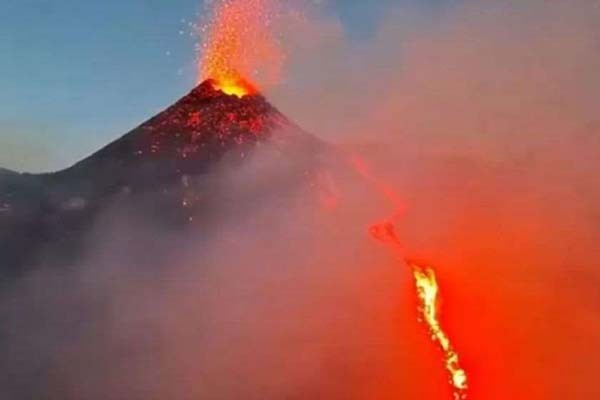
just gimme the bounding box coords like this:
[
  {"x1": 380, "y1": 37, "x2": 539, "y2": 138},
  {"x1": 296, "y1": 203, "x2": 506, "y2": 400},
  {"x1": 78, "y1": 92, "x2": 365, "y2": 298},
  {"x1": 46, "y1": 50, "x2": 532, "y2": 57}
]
[{"x1": 0, "y1": 0, "x2": 444, "y2": 172}]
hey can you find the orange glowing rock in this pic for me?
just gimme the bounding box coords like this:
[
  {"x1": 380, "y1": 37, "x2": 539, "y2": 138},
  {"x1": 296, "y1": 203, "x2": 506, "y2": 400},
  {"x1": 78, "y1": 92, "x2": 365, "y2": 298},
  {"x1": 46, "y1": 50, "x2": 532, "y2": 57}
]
[
  {"x1": 411, "y1": 264, "x2": 468, "y2": 399},
  {"x1": 209, "y1": 76, "x2": 257, "y2": 98}
]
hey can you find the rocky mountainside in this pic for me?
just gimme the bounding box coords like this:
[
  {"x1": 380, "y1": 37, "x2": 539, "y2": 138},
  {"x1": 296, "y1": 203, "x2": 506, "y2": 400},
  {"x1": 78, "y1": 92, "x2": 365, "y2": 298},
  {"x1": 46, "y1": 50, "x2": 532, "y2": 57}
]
[{"x1": 0, "y1": 80, "x2": 325, "y2": 277}]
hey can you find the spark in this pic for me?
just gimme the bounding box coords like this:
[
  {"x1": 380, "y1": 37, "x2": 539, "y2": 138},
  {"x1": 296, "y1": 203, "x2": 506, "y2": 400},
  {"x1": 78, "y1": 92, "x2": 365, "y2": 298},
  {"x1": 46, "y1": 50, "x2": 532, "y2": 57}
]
[{"x1": 198, "y1": 0, "x2": 283, "y2": 97}]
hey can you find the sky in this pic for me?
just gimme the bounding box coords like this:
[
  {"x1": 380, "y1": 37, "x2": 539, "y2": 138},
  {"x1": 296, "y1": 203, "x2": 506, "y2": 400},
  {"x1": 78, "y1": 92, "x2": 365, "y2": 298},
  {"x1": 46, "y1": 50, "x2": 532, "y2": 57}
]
[{"x1": 0, "y1": 0, "x2": 441, "y2": 172}]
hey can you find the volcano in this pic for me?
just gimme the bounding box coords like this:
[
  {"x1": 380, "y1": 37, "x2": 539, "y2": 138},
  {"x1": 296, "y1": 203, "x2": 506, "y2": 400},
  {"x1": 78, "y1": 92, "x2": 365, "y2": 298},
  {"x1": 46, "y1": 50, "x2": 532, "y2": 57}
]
[
  {"x1": 53, "y1": 79, "x2": 320, "y2": 194},
  {"x1": 0, "y1": 81, "x2": 324, "y2": 277}
]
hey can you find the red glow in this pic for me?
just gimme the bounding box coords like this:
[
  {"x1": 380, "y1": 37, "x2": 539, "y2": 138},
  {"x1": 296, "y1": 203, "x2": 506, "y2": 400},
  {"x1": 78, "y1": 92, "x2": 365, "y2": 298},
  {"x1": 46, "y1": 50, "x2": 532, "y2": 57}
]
[
  {"x1": 352, "y1": 155, "x2": 470, "y2": 399},
  {"x1": 370, "y1": 221, "x2": 402, "y2": 247}
]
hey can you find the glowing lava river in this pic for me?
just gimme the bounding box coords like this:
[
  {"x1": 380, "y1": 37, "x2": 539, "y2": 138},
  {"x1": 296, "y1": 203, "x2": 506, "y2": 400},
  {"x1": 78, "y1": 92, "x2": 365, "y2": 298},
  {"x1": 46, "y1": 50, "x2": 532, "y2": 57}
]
[
  {"x1": 370, "y1": 221, "x2": 469, "y2": 399},
  {"x1": 358, "y1": 155, "x2": 469, "y2": 399}
]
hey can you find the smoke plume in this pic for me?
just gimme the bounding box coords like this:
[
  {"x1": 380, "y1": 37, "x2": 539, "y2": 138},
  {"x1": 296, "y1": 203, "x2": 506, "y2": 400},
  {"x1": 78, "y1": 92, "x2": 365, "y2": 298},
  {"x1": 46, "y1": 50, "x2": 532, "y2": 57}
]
[{"x1": 1, "y1": 0, "x2": 599, "y2": 399}]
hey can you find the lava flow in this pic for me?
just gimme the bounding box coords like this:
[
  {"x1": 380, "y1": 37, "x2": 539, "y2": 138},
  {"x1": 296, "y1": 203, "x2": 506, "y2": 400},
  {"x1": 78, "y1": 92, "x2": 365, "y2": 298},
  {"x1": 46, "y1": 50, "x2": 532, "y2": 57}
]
[
  {"x1": 350, "y1": 151, "x2": 470, "y2": 399},
  {"x1": 369, "y1": 220, "x2": 469, "y2": 399},
  {"x1": 412, "y1": 265, "x2": 468, "y2": 399}
]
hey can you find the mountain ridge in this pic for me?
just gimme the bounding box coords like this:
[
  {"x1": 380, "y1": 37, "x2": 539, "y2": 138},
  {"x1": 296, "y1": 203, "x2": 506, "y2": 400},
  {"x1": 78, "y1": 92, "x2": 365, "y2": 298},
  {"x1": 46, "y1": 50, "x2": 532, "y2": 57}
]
[{"x1": 0, "y1": 80, "x2": 326, "y2": 276}]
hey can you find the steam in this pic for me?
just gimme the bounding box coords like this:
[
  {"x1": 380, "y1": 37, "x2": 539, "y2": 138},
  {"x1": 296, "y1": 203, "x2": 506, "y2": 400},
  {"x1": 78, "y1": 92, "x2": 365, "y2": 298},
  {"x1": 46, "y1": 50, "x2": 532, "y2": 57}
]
[
  {"x1": 2, "y1": 0, "x2": 600, "y2": 399},
  {"x1": 272, "y1": 0, "x2": 600, "y2": 398}
]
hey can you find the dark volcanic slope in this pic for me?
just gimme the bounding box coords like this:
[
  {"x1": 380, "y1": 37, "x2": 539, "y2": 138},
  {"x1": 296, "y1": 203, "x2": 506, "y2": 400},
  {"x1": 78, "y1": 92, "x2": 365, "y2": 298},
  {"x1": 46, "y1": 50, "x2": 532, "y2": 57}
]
[
  {"x1": 0, "y1": 80, "x2": 323, "y2": 276},
  {"x1": 52, "y1": 79, "x2": 317, "y2": 193}
]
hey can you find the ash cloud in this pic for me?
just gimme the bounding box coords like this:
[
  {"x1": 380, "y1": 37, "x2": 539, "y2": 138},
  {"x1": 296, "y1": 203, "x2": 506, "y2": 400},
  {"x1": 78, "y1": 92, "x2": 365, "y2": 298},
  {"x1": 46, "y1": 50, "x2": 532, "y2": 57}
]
[
  {"x1": 0, "y1": 140, "x2": 406, "y2": 399},
  {"x1": 271, "y1": 0, "x2": 600, "y2": 398},
  {"x1": 2, "y1": 0, "x2": 600, "y2": 399}
]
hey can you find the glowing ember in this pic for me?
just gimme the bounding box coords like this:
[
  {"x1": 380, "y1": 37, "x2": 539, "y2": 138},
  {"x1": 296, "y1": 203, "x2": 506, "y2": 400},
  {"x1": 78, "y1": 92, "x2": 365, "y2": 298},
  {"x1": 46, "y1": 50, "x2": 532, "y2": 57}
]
[
  {"x1": 411, "y1": 264, "x2": 468, "y2": 399},
  {"x1": 198, "y1": 0, "x2": 284, "y2": 97}
]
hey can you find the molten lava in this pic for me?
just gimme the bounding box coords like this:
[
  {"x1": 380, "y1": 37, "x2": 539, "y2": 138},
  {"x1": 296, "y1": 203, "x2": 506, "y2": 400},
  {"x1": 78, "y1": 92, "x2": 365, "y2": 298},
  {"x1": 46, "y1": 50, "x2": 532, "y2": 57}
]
[
  {"x1": 209, "y1": 76, "x2": 257, "y2": 98},
  {"x1": 354, "y1": 152, "x2": 469, "y2": 399},
  {"x1": 369, "y1": 222, "x2": 469, "y2": 399},
  {"x1": 412, "y1": 265, "x2": 468, "y2": 399},
  {"x1": 198, "y1": 0, "x2": 283, "y2": 98}
]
